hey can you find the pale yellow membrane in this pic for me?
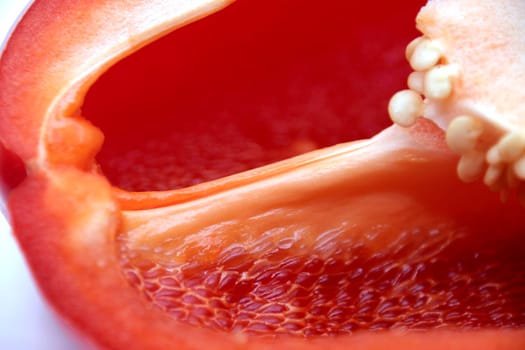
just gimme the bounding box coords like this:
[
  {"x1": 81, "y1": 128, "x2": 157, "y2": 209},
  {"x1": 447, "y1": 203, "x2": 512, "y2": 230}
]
[{"x1": 390, "y1": 0, "x2": 525, "y2": 198}]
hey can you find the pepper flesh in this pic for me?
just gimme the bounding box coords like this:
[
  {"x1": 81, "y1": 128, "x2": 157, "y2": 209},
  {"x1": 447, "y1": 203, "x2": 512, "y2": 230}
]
[{"x1": 1, "y1": 0, "x2": 525, "y2": 349}]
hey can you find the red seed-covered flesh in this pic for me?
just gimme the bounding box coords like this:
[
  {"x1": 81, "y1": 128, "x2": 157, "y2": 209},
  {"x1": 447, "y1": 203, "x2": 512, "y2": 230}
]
[
  {"x1": 84, "y1": 0, "x2": 525, "y2": 338},
  {"x1": 83, "y1": 0, "x2": 421, "y2": 191},
  {"x1": 120, "y1": 225, "x2": 525, "y2": 337}
]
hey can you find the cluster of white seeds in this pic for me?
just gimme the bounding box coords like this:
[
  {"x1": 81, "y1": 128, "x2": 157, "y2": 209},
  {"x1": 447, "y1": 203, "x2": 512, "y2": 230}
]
[
  {"x1": 388, "y1": 35, "x2": 525, "y2": 201},
  {"x1": 388, "y1": 36, "x2": 457, "y2": 127}
]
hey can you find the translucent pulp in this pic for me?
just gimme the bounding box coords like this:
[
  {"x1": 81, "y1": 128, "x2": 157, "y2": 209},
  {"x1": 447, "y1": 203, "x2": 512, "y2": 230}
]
[{"x1": 120, "y1": 226, "x2": 525, "y2": 337}]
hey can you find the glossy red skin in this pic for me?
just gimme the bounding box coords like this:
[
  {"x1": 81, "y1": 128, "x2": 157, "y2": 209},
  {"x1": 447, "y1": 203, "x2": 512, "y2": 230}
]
[{"x1": 1, "y1": 1, "x2": 525, "y2": 349}]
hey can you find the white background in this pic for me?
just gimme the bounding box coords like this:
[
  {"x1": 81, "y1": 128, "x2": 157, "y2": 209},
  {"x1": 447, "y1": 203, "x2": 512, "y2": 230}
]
[{"x1": 0, "y1": 1, "x2": 89, "y2": 349}]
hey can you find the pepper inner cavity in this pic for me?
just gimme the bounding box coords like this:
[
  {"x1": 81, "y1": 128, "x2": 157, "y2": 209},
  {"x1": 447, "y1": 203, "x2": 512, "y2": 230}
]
[{"x1": 119, "y1": 225, "x2": 525, "y2": 337}]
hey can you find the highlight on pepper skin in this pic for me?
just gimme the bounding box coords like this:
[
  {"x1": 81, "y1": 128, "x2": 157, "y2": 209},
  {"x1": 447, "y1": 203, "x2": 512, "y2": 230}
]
[{"x1": 0, "y1": 1, "x2": 90, "y2": 349}]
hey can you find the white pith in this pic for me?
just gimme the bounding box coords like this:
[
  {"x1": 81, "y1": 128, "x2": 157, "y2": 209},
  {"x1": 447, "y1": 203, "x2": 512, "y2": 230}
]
[{"x1": 388, "y1": 0, "x2": 525, "y2": 201}]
